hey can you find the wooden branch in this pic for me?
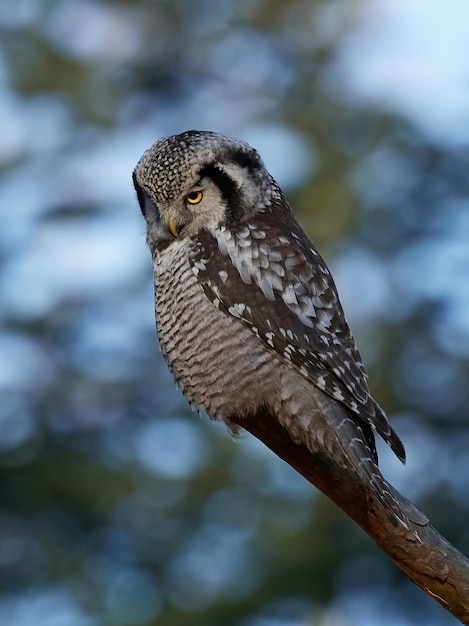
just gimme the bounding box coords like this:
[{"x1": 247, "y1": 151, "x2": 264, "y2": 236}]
[{"x1": 232, "y1": 408, "x2": 469, "y2": 625}]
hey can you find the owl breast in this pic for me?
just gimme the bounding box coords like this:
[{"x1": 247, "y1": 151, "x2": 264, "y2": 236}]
[{"x1": 153, "y1": 239, "x2": 277, "y2": 422}]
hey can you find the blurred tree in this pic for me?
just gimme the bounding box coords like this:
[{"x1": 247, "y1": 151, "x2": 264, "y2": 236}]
[{"x1": 0, "y1": 0, "x2": 468, "y2": 625}]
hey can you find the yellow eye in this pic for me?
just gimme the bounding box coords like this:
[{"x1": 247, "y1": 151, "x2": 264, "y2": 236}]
[{"x1": 185, "y1": 190, "x2": 203, "y2": 204}]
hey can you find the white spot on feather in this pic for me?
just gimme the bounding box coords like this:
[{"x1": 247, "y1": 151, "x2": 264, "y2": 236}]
[
  {"x1": 282, "y1": 284, "x2": 298, "y2": 306},
  {"x1": 332, "y1": 387, "x2": 344, "y2": 401},
  {"x1": 237, "y1": 226, "x2": 250, "y2": 239},
  {"x1": 251, "y1": 229, "x2": 266, "y2": 239},
  {"x1": 228, "y1": 302, "x2": 247, "y2": 318},
  {"x1": 268, "y1": 250, "x2": 283, "y2": 262},
  {"x1": 317, "y1": 375, "x2": 327, "y2": 389}
]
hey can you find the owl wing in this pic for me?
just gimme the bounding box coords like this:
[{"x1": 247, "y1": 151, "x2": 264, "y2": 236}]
[{"x1": 190, "y1": 208, "x2": 405, "y2": 463}]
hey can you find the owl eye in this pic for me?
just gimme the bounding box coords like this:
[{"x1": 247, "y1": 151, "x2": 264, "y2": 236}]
[{"x1": 185, "y1": 190, "x2": 203, "y2": 204}]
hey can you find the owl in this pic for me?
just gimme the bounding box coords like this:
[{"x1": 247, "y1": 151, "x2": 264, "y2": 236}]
[{"x1": 133, "y1": 130, "x2": 406, "y2": 523}]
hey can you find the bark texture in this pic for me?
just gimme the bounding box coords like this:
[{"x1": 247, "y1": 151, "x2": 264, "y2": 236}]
[{"x1": 232, "y1": 409, "x2": 469, "y2": 624}]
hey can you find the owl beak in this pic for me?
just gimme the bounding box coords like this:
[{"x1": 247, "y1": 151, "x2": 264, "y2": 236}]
[{"x1": 167, "y1": 217, "x2": 178, "y2": 238}]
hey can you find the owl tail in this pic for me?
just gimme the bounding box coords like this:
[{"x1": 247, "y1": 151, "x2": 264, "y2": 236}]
[
  {"x1": 324, "y1": 401, "x2": 423, "y2": 530},
  {"x1": 289, "y1": 393, "x2": 413, "y2": 530},
  {"x1": 367, "y1": 400, "x2": 406, "y2": 464}
]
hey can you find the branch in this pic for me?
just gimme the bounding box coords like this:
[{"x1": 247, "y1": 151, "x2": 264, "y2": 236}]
[{"x1": 232, "y1": 408, "x2": 469, "y2": 624}]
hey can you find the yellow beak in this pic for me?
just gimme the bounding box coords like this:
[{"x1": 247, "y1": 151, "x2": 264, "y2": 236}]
[{"x1": 167, "y1": 217, "x2": 178, "y2": 238}]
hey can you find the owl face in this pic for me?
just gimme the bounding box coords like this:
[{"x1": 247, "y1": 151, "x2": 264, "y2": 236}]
[{"x1": 132, "y1": 130, "x2": 277, "y2": 245}]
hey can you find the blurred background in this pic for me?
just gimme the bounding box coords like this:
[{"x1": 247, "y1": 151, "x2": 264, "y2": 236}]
[{"x1": 1, "y1": 0, "x2": 469, "y2": 624}]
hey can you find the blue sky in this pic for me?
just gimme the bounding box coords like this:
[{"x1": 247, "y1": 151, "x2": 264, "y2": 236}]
[{"x1": 336, "y1": 0, "x2": 469, "y2": 144}]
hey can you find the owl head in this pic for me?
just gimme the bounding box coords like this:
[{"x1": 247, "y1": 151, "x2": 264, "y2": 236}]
[{"x1": 133, "y1": 130, "x2": 282, "y2": 243}]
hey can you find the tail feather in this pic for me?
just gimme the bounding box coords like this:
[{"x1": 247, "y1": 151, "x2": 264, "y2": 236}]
[
  {"x1": 312, "y1": 394, "x2": 410, "y2": 528},
  {"x1": 278, "y1": 378, "x2": 411, "y2": 528},
  {"x1": 356, "y1": 396, "x2": 406, "y2": 464},
  {"x1": 371, "y1": 401, "x2": 406, "y2": 464}
]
